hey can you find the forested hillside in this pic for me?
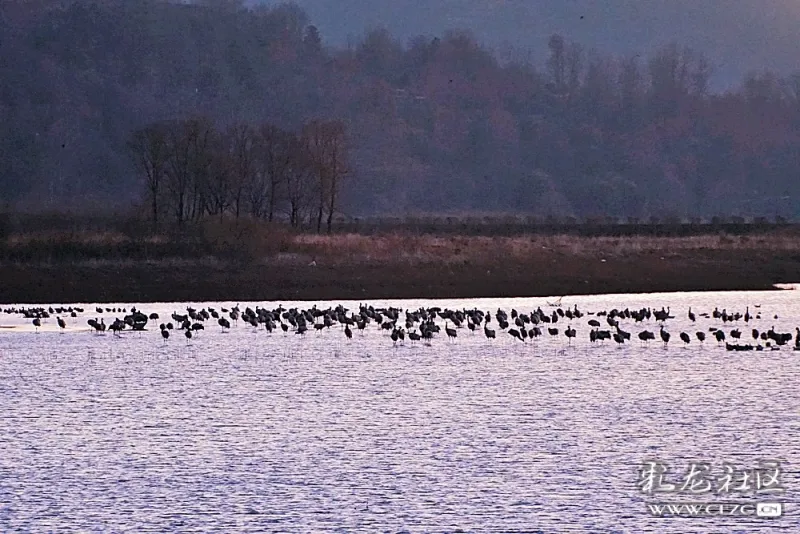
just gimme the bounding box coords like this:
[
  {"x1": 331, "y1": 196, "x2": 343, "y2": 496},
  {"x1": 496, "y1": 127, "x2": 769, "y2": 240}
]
[{"x1": 2, "y1": 0, "x2": 800, "y2": 222}]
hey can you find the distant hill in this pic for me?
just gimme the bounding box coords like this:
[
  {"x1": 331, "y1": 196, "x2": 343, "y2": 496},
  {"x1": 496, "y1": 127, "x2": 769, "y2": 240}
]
[
  {"x1": 1, "y1": 0, "x2": 800, "y2": 222},
  {"x1": 253, "y1": 0, "x2": 800, "y2": 89}
]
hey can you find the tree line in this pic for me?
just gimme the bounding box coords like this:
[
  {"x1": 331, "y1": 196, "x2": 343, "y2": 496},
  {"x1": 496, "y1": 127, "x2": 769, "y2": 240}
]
[
  {"x1": 128, "y1": 117, "x2": 348, "y2": 232},
  {"x1": 3, "y1": 0, "x2": 800, "y2": 221}
]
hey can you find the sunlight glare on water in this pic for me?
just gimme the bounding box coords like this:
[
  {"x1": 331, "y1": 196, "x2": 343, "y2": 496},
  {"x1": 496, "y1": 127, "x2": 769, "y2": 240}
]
[{"x1": 0, "y1": 289, "x2": 798, "y2": 532}]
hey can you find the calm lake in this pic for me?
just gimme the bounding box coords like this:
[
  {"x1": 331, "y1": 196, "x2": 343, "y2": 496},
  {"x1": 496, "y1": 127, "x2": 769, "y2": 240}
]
[{"x1": 1, "y1": 289, "x2": 798, "y2": 532}]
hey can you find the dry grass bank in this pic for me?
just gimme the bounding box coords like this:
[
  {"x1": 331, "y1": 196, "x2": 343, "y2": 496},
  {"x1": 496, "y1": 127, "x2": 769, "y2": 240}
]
[
  {"x1": 4, "y1": 225, "x2": 800, "y2": 266},
  {"x1": 3, "y1": 223, "x2": 800, "y2": 303},
  {"x1": 291, "y1": 232, "x2": 800, "y2": 265}
]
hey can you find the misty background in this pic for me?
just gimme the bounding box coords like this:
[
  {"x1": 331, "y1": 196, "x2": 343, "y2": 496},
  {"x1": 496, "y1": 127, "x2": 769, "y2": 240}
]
[
  {"x1": 281, "y1": 0, "x2": 800, "y2": 90},
  {"x1": 2, "y1": 0, "x2": 800, "y2": 222}
]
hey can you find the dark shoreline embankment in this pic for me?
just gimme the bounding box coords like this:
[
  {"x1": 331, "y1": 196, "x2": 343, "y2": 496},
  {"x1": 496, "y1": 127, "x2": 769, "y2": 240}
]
[{"x1": 1, "y1": 247, "x2": 798, "y2": 304}]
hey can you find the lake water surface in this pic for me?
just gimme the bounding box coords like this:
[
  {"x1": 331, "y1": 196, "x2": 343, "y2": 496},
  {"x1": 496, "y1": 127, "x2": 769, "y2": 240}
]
[{"x1": 1, "y1": 290, "x2": 798, "y2": 532}]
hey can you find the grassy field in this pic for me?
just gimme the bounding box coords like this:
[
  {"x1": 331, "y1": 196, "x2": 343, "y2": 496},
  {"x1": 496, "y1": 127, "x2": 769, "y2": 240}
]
[
  {"x1": 2, "y1": 219, "x2": 800, "y2": 263},
  {"x1": 1, "y1": 216, "x2": 799, "y2": 303}
]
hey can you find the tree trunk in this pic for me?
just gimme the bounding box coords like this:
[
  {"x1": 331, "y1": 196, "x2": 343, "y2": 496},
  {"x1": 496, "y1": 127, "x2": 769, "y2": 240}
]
[
  {"x1": 235, "y1": 188, "x2": 242, "y2": 219},
  {"x1": 268, "y1": 184, "x2": 276, "y2": 223},
  {"x1": 151, "y1": 191, "x2": 159, "y2": 233},
  {"x1": 177, "y1": 193, "x2": 185, "y2": 227},
  {"x1": 326, "y1": 184, "x2": 336, "y2": 234}
]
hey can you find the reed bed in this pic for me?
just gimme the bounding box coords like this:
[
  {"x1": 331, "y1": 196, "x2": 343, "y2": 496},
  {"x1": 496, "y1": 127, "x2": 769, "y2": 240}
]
[
  {"x1": 4, "y1": 225, "x2": 800, "y2": 266},
  {"x1": 291, "y1": 232, "x2": 800, "y2": 265}
]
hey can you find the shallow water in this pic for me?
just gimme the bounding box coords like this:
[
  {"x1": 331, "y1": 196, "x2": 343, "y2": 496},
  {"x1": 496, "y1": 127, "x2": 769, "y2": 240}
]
[{"x1": 1, "y1": 290, "x2": 799, "y2": 532}]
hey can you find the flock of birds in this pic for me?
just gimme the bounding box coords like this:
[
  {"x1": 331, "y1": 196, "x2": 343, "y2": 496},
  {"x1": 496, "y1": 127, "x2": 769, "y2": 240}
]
[{"x1": 5, "y1": 301, "x2": 800, "y2": 352}]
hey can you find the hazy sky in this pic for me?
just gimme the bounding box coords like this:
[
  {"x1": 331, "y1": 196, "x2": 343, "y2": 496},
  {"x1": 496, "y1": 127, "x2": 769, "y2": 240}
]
[{"x1": 253, "y1": 0, "x2": 800, "y2": 89}]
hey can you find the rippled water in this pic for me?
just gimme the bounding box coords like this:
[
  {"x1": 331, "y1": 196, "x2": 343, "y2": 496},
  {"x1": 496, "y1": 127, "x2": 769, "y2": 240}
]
[{"x1": 1, "y1": 290, "x2": 799, "y2": 532}]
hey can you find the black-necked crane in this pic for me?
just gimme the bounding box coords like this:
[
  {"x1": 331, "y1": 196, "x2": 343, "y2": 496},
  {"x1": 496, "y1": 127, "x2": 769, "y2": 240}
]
[
  {"x1": 565, "y1": 326, "x2": 577, "y2": 344},
  {"x1": 109, "y1": 319, "x2": 125, "y2": 336},
  {"x1": 696, "y1": 331, "x2": 706, "y2": 343},
  {"x1": 659, "y1": 326, "x2": 670, "y2": 347},
  {"x1": 445, "y1": 321, "x2": 457, "y2": 341},
  {"x1": 638, "y1": 330, "x2": 654, "y2": 345}
]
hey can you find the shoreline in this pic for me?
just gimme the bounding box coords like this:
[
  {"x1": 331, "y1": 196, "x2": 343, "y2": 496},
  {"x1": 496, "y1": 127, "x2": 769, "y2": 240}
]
[{"x1": 1, "y1": 247, "x2": 798, "y2": 304}]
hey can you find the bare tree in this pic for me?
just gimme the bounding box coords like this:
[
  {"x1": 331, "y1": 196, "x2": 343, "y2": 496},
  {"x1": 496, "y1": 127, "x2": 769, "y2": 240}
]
[
  {"x1": 223, "y1": 123, "x2": 256, "y2": 218},
  {"x1": 164, "y1": 120, "x2": 194, "y2": 227},
  {"x1": 322, "y1": 121, "x2": 348, "y2": 233},
  {"x1": 186, "y1": 117, "x2": 215, "y2": 221},
  {"x1": 302, "y1": 120, "x2": 327, "y2": 232},
  {"x1": 246, "y1": 138, "x2": 270, "y2": 219},
  {"x1": 164, "y1": 117, "x2": 214, "y2": 226},
  {"x1": 138, "y1": 116, "x2": 347, "y2": 229},
  {"x1": 257, "y1": 123, "x2": 294, "y2": 221},
  {"x1": 302, "y1": 119, "x2": 349, "y2": 233},
  {"x1": 204, "y1": 132, "x2": 232, "y2": 217},
  {"x1": 128, "y1": 122, "x2": 170, "y2": 232},
  {"x1": 283, "y1": 133, "x2": 314, "y2": 227}
]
